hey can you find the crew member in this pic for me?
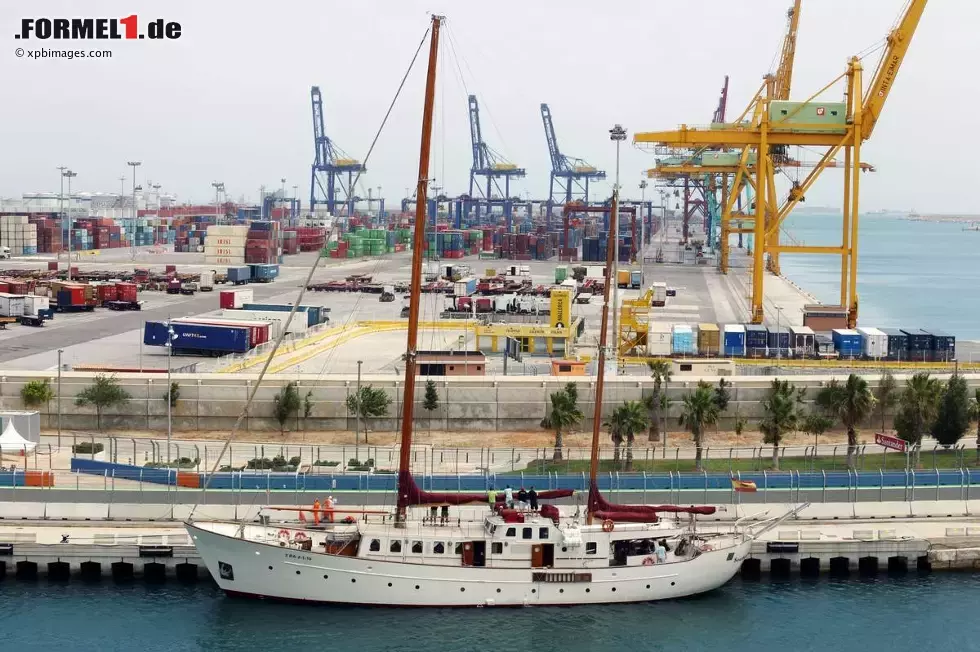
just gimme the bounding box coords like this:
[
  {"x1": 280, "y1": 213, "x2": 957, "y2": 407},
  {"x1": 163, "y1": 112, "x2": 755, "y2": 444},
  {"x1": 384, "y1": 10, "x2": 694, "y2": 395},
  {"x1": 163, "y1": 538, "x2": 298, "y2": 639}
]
[
  {"x1": 504, "y1": 485, "x2": 514, "y2": 509},
  {"x1": 312, "y1": 498, "x2": 321, "y2": 526},
  {"x1": 324, "y1": 495, "x2": 335, "y2": 523},
  {"x1": 528, "y1": 486, "x2": 538, "y2": 511},
  {"x1": 517, "y1": 487, "x2": 528, "y2": 509},
  {"x1": 487, "y1": 487, "x2": 498, "y2": 510}
]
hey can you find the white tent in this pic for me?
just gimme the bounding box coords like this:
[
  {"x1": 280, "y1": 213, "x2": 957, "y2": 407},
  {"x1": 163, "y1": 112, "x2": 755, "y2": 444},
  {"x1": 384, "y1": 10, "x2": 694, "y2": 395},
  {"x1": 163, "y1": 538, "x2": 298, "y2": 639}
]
[{"x1": 0, "y1": 421, "x2": 36, "y2": 453}]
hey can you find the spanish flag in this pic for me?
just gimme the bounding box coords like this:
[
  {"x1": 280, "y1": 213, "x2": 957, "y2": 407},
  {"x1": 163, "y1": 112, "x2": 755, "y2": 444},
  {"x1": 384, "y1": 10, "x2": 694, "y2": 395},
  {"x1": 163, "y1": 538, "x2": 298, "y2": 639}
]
[{"x1": 731, "y1": 479, "x2": 757, "y2": 493}]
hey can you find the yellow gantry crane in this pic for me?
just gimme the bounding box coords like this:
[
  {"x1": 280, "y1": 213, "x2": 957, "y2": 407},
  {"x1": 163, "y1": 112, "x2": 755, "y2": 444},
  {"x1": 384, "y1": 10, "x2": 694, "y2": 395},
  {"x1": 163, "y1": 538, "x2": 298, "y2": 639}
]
[{"x1": 636, "y1": 0, "x2": 926, "y2": 326}]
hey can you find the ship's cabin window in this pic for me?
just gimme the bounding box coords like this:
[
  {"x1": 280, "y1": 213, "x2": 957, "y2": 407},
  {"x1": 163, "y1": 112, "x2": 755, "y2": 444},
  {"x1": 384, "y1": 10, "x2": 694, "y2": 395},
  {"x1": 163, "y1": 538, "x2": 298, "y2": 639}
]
[
  {"x1": 369, "y1": 539, "x2": 381, "y2": 552},
  {"x1": 585, "y1": 542, "x2": 597, "y2": 555},
  {"x1": 539, "y1": 528, "x2": 549, "y2": 539},
  {"x1": 454, "y1": 542, "x2": 463, "y2": 555},
  {"x1": 505, "y1": 527, "x2": 516, "y2": 537},
  {"x1": 522, "y1": 527, "x2": 533, "y2": 540},
  {"x1": 390, "y1": 540, "x2": 402, "y2": 553},
  {"x1": 433, "y1": 541, "x2": 445, "y2": 554},
  {"x1": 411, "y1": 541, "x2": 423, "y2": 554},
  {"x1": 492, "y1": 542, "x2": 503, "y2": 554}
]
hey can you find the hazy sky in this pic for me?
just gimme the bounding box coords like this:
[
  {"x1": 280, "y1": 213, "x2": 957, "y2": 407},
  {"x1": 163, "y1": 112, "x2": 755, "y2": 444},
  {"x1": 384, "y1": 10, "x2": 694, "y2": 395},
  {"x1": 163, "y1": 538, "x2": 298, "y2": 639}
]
[{"x1": 0, "y1": 0, "x2": 971, "y2": 212}]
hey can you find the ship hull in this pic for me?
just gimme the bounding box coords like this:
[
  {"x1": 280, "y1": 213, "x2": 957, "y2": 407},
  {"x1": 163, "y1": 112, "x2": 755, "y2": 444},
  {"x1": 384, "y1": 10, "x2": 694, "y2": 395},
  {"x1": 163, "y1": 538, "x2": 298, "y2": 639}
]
[{"x1": 187, "y1": 521, "x2": 749, "y2": 607}]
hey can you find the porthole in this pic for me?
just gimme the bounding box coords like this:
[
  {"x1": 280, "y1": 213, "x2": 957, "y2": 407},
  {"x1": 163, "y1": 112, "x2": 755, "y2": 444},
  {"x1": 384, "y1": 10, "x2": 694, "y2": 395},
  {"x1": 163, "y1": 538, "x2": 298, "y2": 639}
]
[
  {"x1": 612, "y1": 587, "x2": 617, "y2": 592},
  {"x1": 496, "y1": 588, "x2": 501, "y2": 593},
  {"x1": 561, "y1": 547, "x2": 568, "y2": 553},
  {"x1": 646, "y1": 584, "x2": 650, "y2": 589},
  {"x1": 670, "y1": 581, "x2": 675, "y2": 586},
  {"x1": 351, "y1": 578, "x2": 356, "y2": 583},
  {"x1": 559, "y1": 589, "x2": 564, "y2": 593},
  {"x1": 585, "y1": 588, "x2": 590, "y2": 593},
  {"x1": 323, "y1": 574, "x2": 328, "y2": 579},
  {"x1": 267, "y1": 566, "x2": 273, "y2": 570},
  {"x1": 531, "y1": 589, "x2": 536, "y2": 594},
  {"x1": 295, "y1": 570, "x2": 301, "y2": 575},
  {"x1": 388, "y1": 582, "x2": 392, "y2": 587},
  {"x1": 415, "y1": 585, "x2": 420, "y2": 590},
  {"x1": 460, "y1": 587, "x2": 465, "y2": 592}
]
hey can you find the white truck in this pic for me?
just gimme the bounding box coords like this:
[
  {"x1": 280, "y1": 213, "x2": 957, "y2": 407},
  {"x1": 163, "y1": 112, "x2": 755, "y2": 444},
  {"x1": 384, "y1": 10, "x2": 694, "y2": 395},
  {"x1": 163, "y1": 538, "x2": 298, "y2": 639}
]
[
  {"x1": 199, "y1": 270, "x2": 215, "y2": 292},
  {"x1": 0, "y1": 246, "x2": 10, "y2": 259}
]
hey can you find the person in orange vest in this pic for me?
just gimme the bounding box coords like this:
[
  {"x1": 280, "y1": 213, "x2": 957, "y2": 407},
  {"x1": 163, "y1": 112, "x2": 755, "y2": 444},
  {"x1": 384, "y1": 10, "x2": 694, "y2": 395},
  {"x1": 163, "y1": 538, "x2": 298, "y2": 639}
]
[
  {"x1": 312, "y1": 498, "x2": 321, "y2": 526},
  {"x1": 323, "y1": 495, "x2": 335, "y2": 523}
]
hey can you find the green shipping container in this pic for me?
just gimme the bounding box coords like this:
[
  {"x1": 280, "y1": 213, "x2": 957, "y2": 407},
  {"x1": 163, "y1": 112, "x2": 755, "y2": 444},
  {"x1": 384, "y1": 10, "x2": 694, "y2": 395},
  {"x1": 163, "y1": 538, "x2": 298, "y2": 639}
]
[
  {"x1": 555, "y1": 266, "x2": 568, "y2": 283},
  {"x1": 769, "y1": 101, "x2": 847, "y2": 133}
]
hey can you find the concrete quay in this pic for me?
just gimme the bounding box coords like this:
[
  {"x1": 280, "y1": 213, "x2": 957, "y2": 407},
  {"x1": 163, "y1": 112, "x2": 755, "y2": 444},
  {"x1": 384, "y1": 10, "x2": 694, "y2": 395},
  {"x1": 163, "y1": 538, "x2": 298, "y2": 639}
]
[{"x1": 3, "y1": 501, "x2": 980, "y2": 582}]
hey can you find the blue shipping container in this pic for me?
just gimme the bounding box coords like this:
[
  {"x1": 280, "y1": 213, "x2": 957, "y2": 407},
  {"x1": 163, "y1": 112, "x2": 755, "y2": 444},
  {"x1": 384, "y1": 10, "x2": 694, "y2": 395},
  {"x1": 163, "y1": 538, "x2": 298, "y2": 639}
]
[
  {"x1": 242, "y1": 303, "x2": 319, "y2": 328},
  {"x1": 744, "y1": 324, "x2": 768, "y2": 349},
  {"x1": 249, "y1": 264, "x2": 279, "y2": 281},
  {"x1": 144, "y1": 321, "x2": 250, "y2": 354},
  {"x1": 832, "y1": 328, "x2": 862, "y2": 357},
  {"x1": 227, "y1": 266, "x2": 251, "y2": 283},
  {"x1": 767, "y1": 327, "x2": 790, "y2": 349},
  {"x1": 723, "y1": 327, "x2": 746, "y2": 356}
]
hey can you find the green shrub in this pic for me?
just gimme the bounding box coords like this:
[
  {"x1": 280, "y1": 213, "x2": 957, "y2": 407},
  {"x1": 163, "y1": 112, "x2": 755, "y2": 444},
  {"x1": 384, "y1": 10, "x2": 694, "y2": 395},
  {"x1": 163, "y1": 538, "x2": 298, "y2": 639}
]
[{"x1": 72, "y1": 442, "x2": 104, "y2": 455}]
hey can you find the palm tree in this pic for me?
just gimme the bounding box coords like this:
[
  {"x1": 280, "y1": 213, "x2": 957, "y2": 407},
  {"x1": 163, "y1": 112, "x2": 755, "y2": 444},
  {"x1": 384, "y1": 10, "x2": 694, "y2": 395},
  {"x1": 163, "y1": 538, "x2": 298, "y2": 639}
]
[
  {"x1": 893, "y1": 372, "x2": 942, "y2": 465},
  {"x1": 678, "y1": 384, "x2": 720, "y2": 471},
  {"x1": 972, "y1": 388, "x2": 980, "y2": 464},
  {"x1": 645, "y1": 360, "x2": 672, "y2": 443},
  {"x1": 541, "y1": 383, "x2": 584, "y2": 461},
  {"x1": 759, "y1": 379, "x2": 800, "y2": 470},
  {"x1": 875, "y1": 371, "x2": 899, "y2": 432},
  {"x1": 605, "y1": 401, "x2": 648, "y2": 471},
  {"x1": 816, "y1": 374, "x2": 875, "y2": 469}
]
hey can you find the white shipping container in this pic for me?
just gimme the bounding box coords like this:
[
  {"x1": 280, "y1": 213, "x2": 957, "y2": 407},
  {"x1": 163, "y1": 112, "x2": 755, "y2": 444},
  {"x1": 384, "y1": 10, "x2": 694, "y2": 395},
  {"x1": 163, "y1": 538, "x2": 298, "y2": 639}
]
[
  {"x1": 23, "y1": 295, "x2": 49, "y2": 316},
  {"x1": 227, "y1": 288, "x2": 253, "y2": 308},
  {"x1": 206, "y1": 225, "x2": 250, "y2": 237},
  {"x1": 205, "y1": 245, "x2": 245, "y2": 257},
  {"x1": 0, "y1": 292, "x2": 26, "y2": 317},
  {"x1": 647, "y1": 321, "x2": 672, "y2": 356},
  {"x1": 218, "y1": 309, "x2": 309, "y2": 334},
  {"x1": 205, "y1": 256, "x2": 246, "y2": 266},
  {"x1": 856, "y1": 327, "x2": 887, "y2": 359},
  {"x1": 199, "y1": 270, "x2": 215, "y2": 289},
  {"x1": 205, "y1": 236, "x2": 248, "y2": 247}
]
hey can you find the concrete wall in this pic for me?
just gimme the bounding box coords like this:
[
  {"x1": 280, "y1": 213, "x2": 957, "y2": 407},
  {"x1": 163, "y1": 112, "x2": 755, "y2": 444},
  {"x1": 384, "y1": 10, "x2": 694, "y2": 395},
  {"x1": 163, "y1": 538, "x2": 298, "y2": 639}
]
[{"x1": 0, "y1": 370, "x2": 977, "y2": 434}]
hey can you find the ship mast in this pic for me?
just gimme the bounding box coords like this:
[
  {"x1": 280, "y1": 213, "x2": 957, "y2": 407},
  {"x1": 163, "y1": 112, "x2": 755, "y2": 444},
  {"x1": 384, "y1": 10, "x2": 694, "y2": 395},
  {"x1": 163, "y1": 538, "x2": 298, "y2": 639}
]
[
  {"x1": 586, "y1": 189, "x2": 619, "y2": 525},
  {"x1": 396, "y1": 14, "x2": 443, "y2": 525}
]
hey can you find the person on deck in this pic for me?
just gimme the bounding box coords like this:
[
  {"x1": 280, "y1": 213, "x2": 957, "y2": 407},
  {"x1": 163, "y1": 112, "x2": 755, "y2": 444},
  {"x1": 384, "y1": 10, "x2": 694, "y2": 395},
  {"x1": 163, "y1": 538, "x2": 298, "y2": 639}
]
[
  {"x1": 487, "y1": 487, "x2": 498, "y2": 510},
  {"x1": 528, "y1": 487, "x2": 538, "y2": 511},
  {"x1": 504, "y1": 485, "x2": 514, "y2": 509},
  {"x1": 312, "y1": 498, "x2": 321, "y2": 526},
  {"x1": 324, "y1": 495, "x2": 335, "y2": 523},
  {"x1": 654, "y1": 539, "x2": 667, "y2": 564},
  {"x1": 517, "y1": 487, "x2": 528, "y2": 509}
]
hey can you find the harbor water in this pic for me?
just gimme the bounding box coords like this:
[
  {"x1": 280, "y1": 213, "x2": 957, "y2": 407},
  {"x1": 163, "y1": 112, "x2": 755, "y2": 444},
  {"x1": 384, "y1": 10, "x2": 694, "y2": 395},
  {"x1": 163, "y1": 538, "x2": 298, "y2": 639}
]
[
  {"x1": 1, "y1": 575, "x2": 979, "y2": 651},
  {"x1": 778, "y1": 213, "x2": 980, "y2": 340}
]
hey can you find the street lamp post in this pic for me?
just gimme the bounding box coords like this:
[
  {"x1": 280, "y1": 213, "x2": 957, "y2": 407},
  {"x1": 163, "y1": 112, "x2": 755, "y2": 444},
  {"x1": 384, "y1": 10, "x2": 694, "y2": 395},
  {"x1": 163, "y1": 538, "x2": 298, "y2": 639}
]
[
  {"x1": 63, "y1": 170, "x2": 77, "y2": 280},
  {"x1": 57, "y1": 166, "x2": 67, "y2": 271},
  {"x1": 127, "y1": 161, "x2": 141, "y2": 258},
  {"x1": 57, "y1": 348, "x2": 63, "y2": 448},
  {"x1": 609, "y1": 124, "x2": 627, "y2": 364},
  {"x1": 164, "y1": 320, "x2": 176, "y2": 463},
  {"x1": 280, "y1": 178, "x2": 287, "y2": 226},
  {"x1": 292, "y1": 184, "x2": 298, "y2": 223},
  {"x1": 355, "y1": 360, "x2": 363, "y2": 462}
]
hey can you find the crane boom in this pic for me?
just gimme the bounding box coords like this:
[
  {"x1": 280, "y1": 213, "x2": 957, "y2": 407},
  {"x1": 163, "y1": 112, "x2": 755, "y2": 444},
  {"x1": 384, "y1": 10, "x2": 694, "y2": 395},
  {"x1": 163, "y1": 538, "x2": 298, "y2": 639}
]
[
  {"x1": 467, "y1": 94, "x2": 486, "y2": 170},
  {"x1": 860, "y1": 0, "x2": 926, "y2": 139},
  {"x1": 541, "y1": 104, "x2": 566, "y2": 172},
  {"x1": 311, "y1": 86, "x2": 333, "y2": 167},
  {"x1": 773, "y1": 0, "x2": 802, "y2": 101}
]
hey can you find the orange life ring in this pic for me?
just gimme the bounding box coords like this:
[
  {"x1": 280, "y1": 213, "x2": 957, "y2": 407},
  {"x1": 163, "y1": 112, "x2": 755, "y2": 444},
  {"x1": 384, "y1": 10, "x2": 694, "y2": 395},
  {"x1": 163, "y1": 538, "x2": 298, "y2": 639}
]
[
  {"x1": 642, "y1": 556, "x2": 655, "y2": 566},
  {"x1": 277, "y1": 529, "x2": 290, "y2": 539},
  {"x1": 293, "y1": 532, "x2": 310, "y2": 542},
  {"x1": 602, "y1": 519, "x2": 615, "y2": 533}
]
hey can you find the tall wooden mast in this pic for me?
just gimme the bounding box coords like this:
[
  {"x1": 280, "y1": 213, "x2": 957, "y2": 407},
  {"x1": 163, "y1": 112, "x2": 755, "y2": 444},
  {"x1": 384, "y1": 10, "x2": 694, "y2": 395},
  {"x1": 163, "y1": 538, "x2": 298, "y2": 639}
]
[
  {"x1": 396, "y1": 14, "x2": 443, "y2": 525},
  {"x1": 586, "y1": 189, "x2": 618, "y2": 524}
]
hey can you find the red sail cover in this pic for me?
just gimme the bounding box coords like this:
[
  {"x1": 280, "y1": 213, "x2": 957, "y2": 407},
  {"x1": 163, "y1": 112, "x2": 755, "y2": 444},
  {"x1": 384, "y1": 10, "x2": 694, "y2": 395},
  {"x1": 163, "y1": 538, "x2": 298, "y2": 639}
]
[
  {"x1": 397, "y1": 471, "x2": 573, "y2": 507},
  {"x1": 587, "y1": 481, "x2": 715, "y2": 519}
]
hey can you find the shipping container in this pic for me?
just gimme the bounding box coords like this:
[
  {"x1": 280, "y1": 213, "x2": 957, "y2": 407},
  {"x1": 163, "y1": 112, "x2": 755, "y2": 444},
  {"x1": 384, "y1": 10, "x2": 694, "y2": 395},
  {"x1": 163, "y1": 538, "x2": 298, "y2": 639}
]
[
  {"x1": 0, "y1": 292, "x2": 25, "y2": 317},
  {"x1": 856, "y1": 326, "x2": 888, "y2": 359},
  {"x1": 671, "y1": 324, "x2": 696, "y2": 355},
  {"x1": 248, "y1": 264, "x2": 279, "y2": 282},
  {"x1": 722, "y1": 324, "x2": 746, "y2": 356},
  {"x1": 219, "y1": 288, "x2": 254, "y2": 310},
  {"x1": 697, "y1": 323, "x2": 721, "y2": 356},
  {"x1": 23, "y1": 294, "x2": 49, "y2": 316},
  {"x1": 832, "y1": 328, "x2": 862, "y2": 358},
  {"x1": 241, "y1": 303, "x2": 324, "y2": 328},
  {"x1": 879, "y1": 328, "x2": 909, "y2": 361},
  {"x1": 650, "y1": 282, "x2": 667, "y2": 307},
  {"x1": 115, "y1": 282, "x2": 138, "y2": 303},
  {"x1": 199, "y1": 270, "x2": 215, "y2": 291},
  {"x1": 901, "y1": 328, "x2": 934, "y2": 361},
  {"x1": 647, "y1": 322, "x2": 672, "y2": 356},
  {"x1": 218, "y1": 309, "x2": 309, "y2": 334},
  {"x1": 814, "y1": 333, "x2": 836, "y2": 357},
  {"x1": 174, "y1": 317, "x2": 273, "y2": 347},
  {"x1": 616, "y1": 269, "x2": 631, "y2": 288},
  {"x1": 930, "y1": 329, "x2": 956, "y2": 361},
  {"x1": 788, "y1": 325, "x2": 815, "y2": 357},
  {"x1": 630, "y1": 270, "x2": 642, "y2": 289},
  {"x1": 744, "y1": 324, "x2": 768, "y2": 350},
  {"x1": 227, "y1": 266, "x2": 251, "y2": 284},
  {"x1": 144, "y1": 321, "x2": 250, "y2": 354},
  {"x1": 453, "y1": 277, "x2": 477, "y2": 297}
]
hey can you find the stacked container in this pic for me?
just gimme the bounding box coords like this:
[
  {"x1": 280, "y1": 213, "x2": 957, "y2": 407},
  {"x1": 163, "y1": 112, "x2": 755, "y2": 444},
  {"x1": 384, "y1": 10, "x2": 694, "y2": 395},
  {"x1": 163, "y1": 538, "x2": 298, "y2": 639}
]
[
  {"x1": 671, "y1": 324, "x2": 696, "y2": 355},
  {"x1": 647, "y1": 322, "x2": 672, "y2": 356},
  {"x1": 832, "y1": 328, "x2": 863, "y2": 358},
  {"x1": 789, "y1": 325, "x2": 815, "y2": 357},
  {"x1": 697, "y1": 323, "x2": 720, "y2": 356},
  {"x1": 0, "y1": 215, "x2": 38, "y2": 255},
  {"x1": 767, "y1": 327, "x2": 791, "y2": 358},
  {"x1": 879, "y1": 328, "x2": 909, "y2": 361},
  {"x1": 901, "y1": 328, "x2": 934, "y2": 362},
  {"x1": 245, "y1": 221, "x2": 280, "y2": 264},
  {"x1": 204, "y1": 224, "x2": 249, "y2": 266},
  {"x1": 722, "y1": 324, "x2": 746, "y2": 356},
  {"x1": 745, "y1": 324, "x2": 769, "y2": 357},
  {"x1": 856, "y1": 326, "x2": 888, "y2": 359},
  {"x1": 931, "y1": 329, "x2": 956, "y2": 362}
]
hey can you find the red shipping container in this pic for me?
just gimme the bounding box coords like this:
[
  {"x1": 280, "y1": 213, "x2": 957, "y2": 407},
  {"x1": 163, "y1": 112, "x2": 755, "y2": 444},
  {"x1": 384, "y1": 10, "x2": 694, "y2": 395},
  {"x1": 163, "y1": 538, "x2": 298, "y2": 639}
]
[
  {"x1": 165, "y1": 265, "x2": 177, "y2": 274},
  {"x1": 0, "y1": 282, "x2": 8, "y2": 293},
  {"x1": 47, "y1": 262, "x2": 59, "y2": 271},
  {"x1": 96, "y1": 284, "x2": 118, "y2": 302},
  {"x1": 8, "y1": 281, "x2": 28, "y2": 294},
  {"x1": 115, "y1": 282, "x2": 138, "y2": 303}
]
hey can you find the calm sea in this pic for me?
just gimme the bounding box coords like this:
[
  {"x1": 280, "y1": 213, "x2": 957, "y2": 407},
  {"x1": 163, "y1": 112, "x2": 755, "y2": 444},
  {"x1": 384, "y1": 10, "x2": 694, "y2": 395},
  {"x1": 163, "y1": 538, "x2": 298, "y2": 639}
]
[
  {"x1": 777, "y1": 213, "x2": 980, "y2": 340},
  {"x1": 1, "y1": 575, "x2": 978, "y2": 652}
]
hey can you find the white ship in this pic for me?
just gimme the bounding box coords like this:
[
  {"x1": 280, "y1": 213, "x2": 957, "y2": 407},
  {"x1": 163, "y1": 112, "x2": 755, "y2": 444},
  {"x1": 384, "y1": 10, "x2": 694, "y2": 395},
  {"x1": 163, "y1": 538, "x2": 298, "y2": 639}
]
[{"x1": 187, "y1": 14, "x2": 784, "y2": 607}]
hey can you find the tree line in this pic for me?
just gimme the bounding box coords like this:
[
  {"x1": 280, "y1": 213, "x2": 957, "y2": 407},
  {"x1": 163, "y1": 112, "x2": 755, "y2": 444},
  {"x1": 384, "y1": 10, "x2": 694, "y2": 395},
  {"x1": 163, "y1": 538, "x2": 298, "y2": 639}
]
[{"x1": 541, "y1": 367, "x2": 980, "y2": 471}]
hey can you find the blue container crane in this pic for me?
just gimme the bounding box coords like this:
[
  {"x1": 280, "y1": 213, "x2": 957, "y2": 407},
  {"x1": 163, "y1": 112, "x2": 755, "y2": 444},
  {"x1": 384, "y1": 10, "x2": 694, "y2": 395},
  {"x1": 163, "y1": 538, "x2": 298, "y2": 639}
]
[
  {"x1": 541, "y1": 103, "x2": 607, "y2": 226},
  {"x1": 467, "y1": 94, "x2": 525, "y2": 226},
  {"x1": 309, "y1": 85, "x2": 364, "y2": 221}
]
